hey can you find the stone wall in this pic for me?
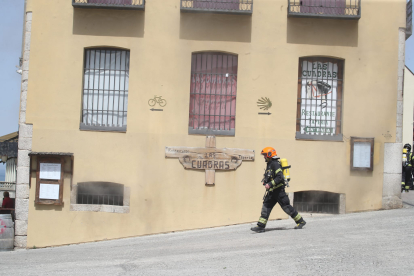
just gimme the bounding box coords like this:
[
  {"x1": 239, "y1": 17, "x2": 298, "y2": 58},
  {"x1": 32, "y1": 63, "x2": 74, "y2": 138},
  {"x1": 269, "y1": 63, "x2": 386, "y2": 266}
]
[
  {"x1": 15, "y1": 11, "x2": 33, "y2": 249},
  {"x1": 381, "y1": 27, "x2": 406, "y2": 210}
]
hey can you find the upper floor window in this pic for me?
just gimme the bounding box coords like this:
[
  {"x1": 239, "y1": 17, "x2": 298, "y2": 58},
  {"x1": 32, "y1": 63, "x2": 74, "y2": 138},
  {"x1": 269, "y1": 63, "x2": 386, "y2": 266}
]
[
  {"x1": 188, "y1": 52, "x2": 238, "y2": 136},
  {"x1": 181, "y1": 0, "x2": 253, "y2": 14},
  {"x1": 72, "y1": 0, "x2": 145, "y2": 10},
  {"x1": 80, "y1": 48, "x2": 130, "y2": 132},
  {"x1": 288, "y1": 0, "x2": 361, "y2": 19},
  {"x1": 296, "y1": 57, "x2": 344, "y2": 141}
]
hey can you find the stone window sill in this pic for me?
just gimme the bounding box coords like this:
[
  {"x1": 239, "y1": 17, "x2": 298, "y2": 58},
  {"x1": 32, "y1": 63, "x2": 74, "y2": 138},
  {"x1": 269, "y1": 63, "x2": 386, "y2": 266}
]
[{"x1": 70, "y1": 204, "x2": 129, "y2": 214}]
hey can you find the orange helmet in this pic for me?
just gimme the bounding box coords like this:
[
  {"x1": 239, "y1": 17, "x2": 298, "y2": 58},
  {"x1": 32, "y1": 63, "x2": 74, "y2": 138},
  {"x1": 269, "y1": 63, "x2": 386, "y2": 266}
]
[{"x1": 261, "y1": 147, "x2": 277, "y2": 158}]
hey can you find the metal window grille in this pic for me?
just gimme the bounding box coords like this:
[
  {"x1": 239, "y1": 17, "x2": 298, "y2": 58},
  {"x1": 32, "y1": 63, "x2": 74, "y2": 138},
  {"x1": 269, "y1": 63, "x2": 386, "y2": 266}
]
[
  {"x1": 77, "y1": 182, "x2": 124, "y2": 206},
  {"x1": 81, "y1": 48, "x2": 129, "y2": 132},
  {"x1": 407, "y1": 0, "x2": 413, "y2": 40},
  {"x1": 288, "y1": 0, "x2": 360, "y2": 18},
  {"x1": 73, "y1": 0, "x2": 145, "y2": 7},
  {"x1": 188, "y1": 52, "x2": 238, "y2": 136},
  {"x1": 293, "y1": 191, "x2": 340, "y2": 214},
  {"x1": 296, "y1": 57, "x2": 343, "y2": 141},
  {"x1": 181, "y1": 0, "x2": 253, "y2": 13}
]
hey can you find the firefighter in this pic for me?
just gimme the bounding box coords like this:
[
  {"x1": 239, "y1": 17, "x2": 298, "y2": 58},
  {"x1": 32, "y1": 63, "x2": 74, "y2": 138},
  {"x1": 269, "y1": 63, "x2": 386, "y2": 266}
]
[
  {"x1": 401, "y1": 143, "x2": 414, "y2": 192},
  {"x1": 251, "y1": 147, "x2": 306, "y2": 233}
]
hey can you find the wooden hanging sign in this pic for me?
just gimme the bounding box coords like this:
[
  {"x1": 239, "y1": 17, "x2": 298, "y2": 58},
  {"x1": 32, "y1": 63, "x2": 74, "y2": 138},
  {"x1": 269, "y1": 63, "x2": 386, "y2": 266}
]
[{"x1": 165, "y1": 136, "x2": 254, "y2": 185}]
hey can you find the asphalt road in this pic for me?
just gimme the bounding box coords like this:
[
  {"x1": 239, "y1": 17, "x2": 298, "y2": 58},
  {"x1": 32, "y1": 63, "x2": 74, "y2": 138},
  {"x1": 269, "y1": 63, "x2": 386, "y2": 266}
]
[{"x1": 1, "y1": 193, "x2": 414, "y2": 276}]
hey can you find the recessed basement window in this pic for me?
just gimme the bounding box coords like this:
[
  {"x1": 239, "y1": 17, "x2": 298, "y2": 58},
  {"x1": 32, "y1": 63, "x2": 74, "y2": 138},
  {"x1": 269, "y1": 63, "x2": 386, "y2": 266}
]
[
  {"x1": 77, "y1": 182, "x2": 123, "y2": 206},
  {"x1": 70, "y1": 182, "x2": 130, "y2": 214},
  {"x1": 293, "y1": 191, "x2": 340, "y2": 214}
]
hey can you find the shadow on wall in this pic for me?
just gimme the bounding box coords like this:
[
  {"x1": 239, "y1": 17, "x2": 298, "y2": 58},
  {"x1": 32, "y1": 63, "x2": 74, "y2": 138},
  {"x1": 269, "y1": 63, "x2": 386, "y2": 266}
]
[
  {"x1": 72, "y1": 8, "x2": 145, "y2": 38},
  {"x1": 287, "y1": 18, "x2": 358, "y2": 47},
  {"x1": 180, "y1": 13, "x2": 252, "y2": 43},
  {"x1": 34, "y1": 203, "x2": 63, "y2": 212}
]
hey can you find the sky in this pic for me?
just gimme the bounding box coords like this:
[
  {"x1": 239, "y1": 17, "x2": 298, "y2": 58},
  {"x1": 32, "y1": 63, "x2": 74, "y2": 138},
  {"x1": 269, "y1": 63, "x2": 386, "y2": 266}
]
[
  {"x1": 0, "y1": 0, "x2": 413, "y2": 181},
  {"x1": 0, "y1": 0, "x2": 24, "y2": 181}
]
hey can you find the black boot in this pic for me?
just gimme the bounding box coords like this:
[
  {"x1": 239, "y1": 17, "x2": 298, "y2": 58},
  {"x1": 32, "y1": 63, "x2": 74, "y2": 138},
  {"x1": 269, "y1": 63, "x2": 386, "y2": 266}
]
[
  {"x1": 294, "y1": 218, "x2": 306, "y2": 229},
  {"x1": 251, "y1": 225, "x2": 265, "y2": 233}
]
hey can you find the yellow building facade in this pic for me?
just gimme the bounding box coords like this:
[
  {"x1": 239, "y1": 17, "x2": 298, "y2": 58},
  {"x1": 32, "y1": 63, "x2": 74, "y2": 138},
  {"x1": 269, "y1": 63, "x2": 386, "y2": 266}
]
[{"x1": 14, "y1": 0, "x2": 410, "y2": 248}]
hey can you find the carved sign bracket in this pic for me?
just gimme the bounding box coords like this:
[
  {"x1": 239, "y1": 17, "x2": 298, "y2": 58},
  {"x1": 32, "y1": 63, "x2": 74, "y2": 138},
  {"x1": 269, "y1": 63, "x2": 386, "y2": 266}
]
[{"x1": 165, "y1": 136, "x2": 255, "y2": 186}]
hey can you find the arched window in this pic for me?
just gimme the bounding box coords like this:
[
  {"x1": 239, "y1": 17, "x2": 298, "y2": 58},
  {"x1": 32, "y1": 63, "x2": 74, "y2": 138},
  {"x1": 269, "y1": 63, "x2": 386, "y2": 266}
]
[
  {"x1": 80, "y1": 48, "x2": 130, "y2": 132},
  {"x1": 188, "y1": 52, "x2": 238, "y2": 136},
  {"x1": 296, "y1": 57, "x2": 344, "y2": 141}
]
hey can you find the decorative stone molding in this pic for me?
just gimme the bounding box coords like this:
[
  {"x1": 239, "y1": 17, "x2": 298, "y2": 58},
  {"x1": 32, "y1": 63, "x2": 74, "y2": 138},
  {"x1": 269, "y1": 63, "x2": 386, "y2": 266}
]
[
  {"x1": 382, "y1": 28, "x2": 406, "y2": 210},
  {"x1": 15, "y1": 11, "x2": 32, "y2": 249}
]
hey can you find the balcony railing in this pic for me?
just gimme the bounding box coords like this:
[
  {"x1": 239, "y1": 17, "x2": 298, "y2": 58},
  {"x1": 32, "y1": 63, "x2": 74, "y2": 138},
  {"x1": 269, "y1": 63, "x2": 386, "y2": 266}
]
[
  {"x1": 72, "y1": 0, "x2": 145, "y2": 10},
  {"x1": 181, "y1": 0, "x2": 253, "y2": 15},
  {"x1": 288, "y1": 0, "x2": 361, "y2": 20},
  {"x1": 0, "y1": 182, "x2": 16, "y2": 191},
  {"x1": 407, "y1": 0, "x2": 412, "y2": 40}
]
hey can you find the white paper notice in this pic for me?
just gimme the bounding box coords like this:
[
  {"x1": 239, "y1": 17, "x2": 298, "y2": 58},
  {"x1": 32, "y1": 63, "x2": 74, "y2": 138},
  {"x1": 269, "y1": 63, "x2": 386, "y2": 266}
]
[
  {"x1": 353, "y1": 142, "x2": 371, "y2": 168},
  {"x1": 39, "y1": 183, "x2": 60, "y2": 200},
  {"x1": 39, "y1": 163, "x2": 61, "y2": 180}
]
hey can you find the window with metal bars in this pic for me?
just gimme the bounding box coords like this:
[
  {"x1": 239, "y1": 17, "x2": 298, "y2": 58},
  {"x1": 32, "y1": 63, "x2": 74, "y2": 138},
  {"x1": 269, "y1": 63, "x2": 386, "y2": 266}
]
[
  {"x1": 293, "y1": 191, "x2": 340, "y2": 214},
  {"x1": 296, "y1": 57, "x2": 344, "y2": 141},
  {"x1": 77, "y1": 182, "x2": 124, "y2": 206},
  {"x1": 188, "y1": 52, "x2": 238, "y2": 136},
  {"x1": 80, "y1": 48, "x2": 130, "y2": 132}
]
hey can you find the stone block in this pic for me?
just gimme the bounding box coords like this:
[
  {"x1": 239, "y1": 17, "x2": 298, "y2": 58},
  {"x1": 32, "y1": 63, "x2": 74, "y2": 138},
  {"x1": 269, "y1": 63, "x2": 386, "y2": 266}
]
[
  {"x1": 382, "y1": 173, "x2": 401, "y2": 197},
  {"x1": 396, "y1": 127, "x2": 402, "y2": 143},
  {"x1": 17, "y1": 150, "x2": 30, "y2": 168},
  {"x1": 398, "y1": 39, "x2": 405, "y2": 61},
  {"x1": 396, "y1": 113, "x2": 403, "y2": 127},
  {"x1": 15, "y1": 220, "x2": 28, "y2": 236},
  {"x1": 70, "y1": 185, "x2": 77, "y2": 204},
  {"x1": 24, "y1": 32, "x2": 31, "y2": 51},
  {"x1": 15, "y1": 199, "x2": 29, "y2": 221},
  {"x1": 22, "y1": 60, "x2": 30, "y2": 71},
  {"x1": 18, "y1": 137, "x2": 32, "y2": 151},
  {"x1": 18, "y1": 124, "x2": 33, "y2": 139},
  {"x1": 15, "y1": 209, "x2": 28, "y2": 221},
  {"x1": 16, "y1": 184, "x2": 30, "y2": 199},
  {"x1": 397, "y1": 89, "x2": 403, "y2": 102},
  {"x1": 339, "y1": 193, "x2": 346, "y2": 214},
  {"x1": 288, "y1": 192, "x2": 294, "y2": 204},
  {"x1": 21, "y1": 70, "x2": 29, "y2": 82},
  {"x1": 398, "y1": 76, "x2": 403, "y2": 91},
  {"x1": 124, "y1": 186, "x2": 130, "y2": 207},
  {"x1": 25, "y1": 20, "x2": 32, "y2": 32},
  {"x1": 382, "y1": 195, "x2": 403, "y2": 210},
  {"x1": 23, "y1": 51, "x2": 30, "y2": 62},
  {"x1": 398, "y1": 61, "x2": 405, "y2": 77},
  {"x1": 70, "y1": 204, "x2": 129, "y2": 214},
  {"x1": 16, "y1": 166, "x2": 30, "y2": 185},
  {"x1": 19, "y1": 111, "x2": 26, "y2": 124},
  {"x1": 383, "y1": 143, "x2": 403, "y2": 173},
  {"x1": 21, "y1": 81, "x2": 28, "y2": 94},
  {"x1": 397, "y1": 100, "x2": 403, "y2": 115},
  {"x1": 14, "y1": 236, "x2": 27, "y2": 248},
  {"x1": 113, "y1": 206, "x2": 130, "y2": 213},
  {"x1": 26, "y1": 12, "x2": 32, "y2": 21}
]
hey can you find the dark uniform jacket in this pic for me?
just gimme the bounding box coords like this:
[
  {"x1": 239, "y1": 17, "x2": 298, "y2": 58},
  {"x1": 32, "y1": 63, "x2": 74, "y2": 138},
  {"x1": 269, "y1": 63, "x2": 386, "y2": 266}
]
[{"x1": 265, "y1": 158, "x2": 285, "y2": 192}]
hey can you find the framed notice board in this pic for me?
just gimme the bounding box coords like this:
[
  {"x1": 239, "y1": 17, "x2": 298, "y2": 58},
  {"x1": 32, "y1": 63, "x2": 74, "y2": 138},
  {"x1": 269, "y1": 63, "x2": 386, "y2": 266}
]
[
  {"x1": 35, "y1": 156, "x2": 64, "y2": 205},
  {"x1": 350, "y1": 137, "x2": 374, "y2": 171}
]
